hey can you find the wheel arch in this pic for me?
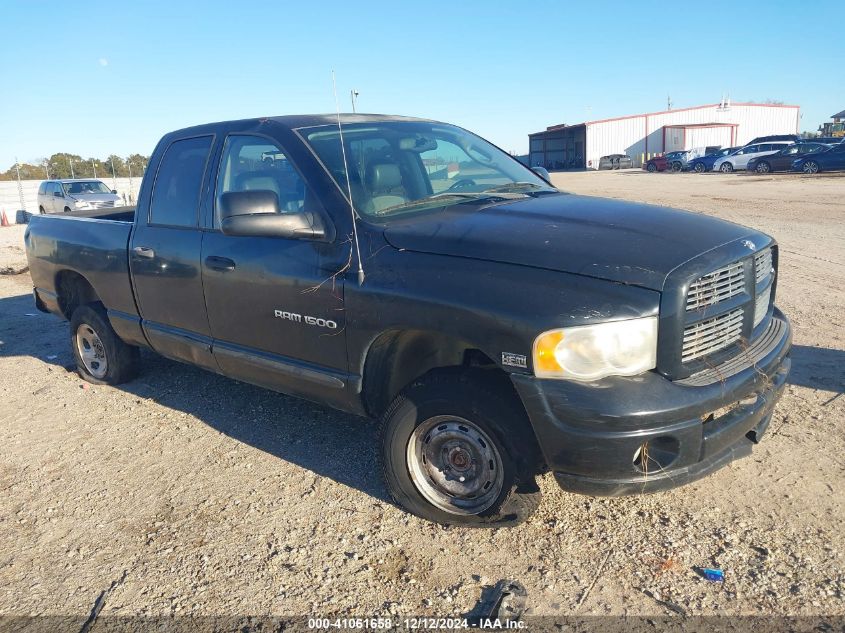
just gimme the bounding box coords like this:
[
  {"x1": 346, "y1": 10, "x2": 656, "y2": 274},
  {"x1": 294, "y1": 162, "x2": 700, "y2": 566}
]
[
  {"x1": 55, "y1": 270, "x2": 101, "y2": 319},
  {"x1": 361, "y1": 328, "x2": 516, "y2": 419}
]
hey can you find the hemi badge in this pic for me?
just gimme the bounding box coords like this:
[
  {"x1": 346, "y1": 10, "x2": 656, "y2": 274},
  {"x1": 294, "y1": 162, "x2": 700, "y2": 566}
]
[{"x1": 502, "y1": 352, "x2": 527, "y2": 369}]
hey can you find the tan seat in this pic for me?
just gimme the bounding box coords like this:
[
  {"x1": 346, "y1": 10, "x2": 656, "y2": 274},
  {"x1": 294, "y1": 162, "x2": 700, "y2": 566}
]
[{"x1": 365, "y1": 163, "x2": 407, "y2": 213}]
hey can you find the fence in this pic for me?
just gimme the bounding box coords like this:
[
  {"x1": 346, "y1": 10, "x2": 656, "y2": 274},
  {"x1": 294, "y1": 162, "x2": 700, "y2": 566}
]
[{"x1": 0, "y1": 177, "x2": 144, "y2": 222}]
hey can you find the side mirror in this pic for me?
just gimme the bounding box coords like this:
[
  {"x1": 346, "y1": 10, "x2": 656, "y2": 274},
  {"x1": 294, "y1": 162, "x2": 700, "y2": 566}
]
[
  {"x1": 532, "y1": 166, "x2": 551, "y2": 182},
  {"x1": 111, "y1": 189, "x2": 118, "y2": 194},
  {"x1": 53, "y1": 191, "x2": 63, "y2": 198},
  {"x1": 220, "y1": 190, "x2": 326, "y2": 240}
]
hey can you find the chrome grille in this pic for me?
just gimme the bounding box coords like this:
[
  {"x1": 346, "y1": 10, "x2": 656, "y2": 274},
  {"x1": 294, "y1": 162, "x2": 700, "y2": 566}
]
[
  {"x1": 682, "y1": 308, "x2": 744, "y2": 362},
  {"x1": 89, "y1": 200, "x2": 116, "y2": 209},
  {"x1": 754, "y1": 248, "x2": 772, "y2": 284},
  {"x1": 686, "y1": 262, "x2": 745, "y2": 311}
]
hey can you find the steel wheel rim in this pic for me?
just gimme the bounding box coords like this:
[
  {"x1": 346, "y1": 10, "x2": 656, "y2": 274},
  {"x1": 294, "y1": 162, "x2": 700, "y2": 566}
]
[
  {"x1": 406, "y1": 415, "x2": 504, "y2": 515},
  {"x1": 804, "y1": 162, "x2": 818, "y2": 174},
  {"x1": 75, "y1": 324, "x2": 107, "y2": 378},
  {"x1": 757, "y1": 163, "x2": 769, "y2": 173}
]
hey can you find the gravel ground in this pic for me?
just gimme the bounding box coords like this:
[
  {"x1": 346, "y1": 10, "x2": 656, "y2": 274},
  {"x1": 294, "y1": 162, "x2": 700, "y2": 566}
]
[
  {"x1": 0, "y1": 171, "x2": 843, "y2": 622},
  {"x1": 0, "y1": 225, "x2": 27, "y2": 275}
]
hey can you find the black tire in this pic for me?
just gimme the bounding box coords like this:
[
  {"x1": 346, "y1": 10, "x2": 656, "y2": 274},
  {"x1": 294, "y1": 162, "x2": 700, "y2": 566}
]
[
  {"x1": 64, "y1": 206, "x2": 71, "y2": 213},
  {"x1": 803, "y1": 160, "x2": 820, "y2": 174},
  {"x1": 379, "y1": 368, "x2": 542, "y2": 527},
  {"x1": 671, "y1": 161, "x2": 682, "y2": 172},
  {"x1": 694, "y1": 162, "x2": 705, "y2": 173},
  {"x1": 720, "y1": 162, "x2": 734, "y2": 173},
  {"x1": 70, "y1": 303, "x2": 139, "y2": 385},
  {"x1": 756, "y1": 161, "x2": 771, "y2": 173},
  {"x1": 646, "y1": 163, "x2": 657, "y2": 173}
]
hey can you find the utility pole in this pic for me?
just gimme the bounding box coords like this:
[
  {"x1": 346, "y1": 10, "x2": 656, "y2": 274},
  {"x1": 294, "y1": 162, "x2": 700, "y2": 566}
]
[
  {"x1": 350, "y1": 89, "x2": 359, "y2": 113},
  {"x1": 110, "y1": 157, "x2": 117, "y2": 189},
  {"x1": 14, "y1": 157, "x2": 26, "y2": 212},
  {"x1": 128, "y1": 160, "x2": 134, "y2": 204}
]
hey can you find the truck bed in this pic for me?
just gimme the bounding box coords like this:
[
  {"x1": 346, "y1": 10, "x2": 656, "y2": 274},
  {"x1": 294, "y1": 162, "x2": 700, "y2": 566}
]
[
  {"x1": 25, "y1": 209, "x2": 141, "y2": 321},
  {"x1": 69, "y1": 205, "x2": 136, "y2": 222}
]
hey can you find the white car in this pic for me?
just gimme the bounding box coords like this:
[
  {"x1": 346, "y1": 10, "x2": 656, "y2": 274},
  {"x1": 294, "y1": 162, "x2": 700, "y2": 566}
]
[
  {"x1": 37, "y1": 179, "x2": 123, "y2": 214},
  {"x1": 712, "y1": 142, "x2": 794, "y2": 173}
]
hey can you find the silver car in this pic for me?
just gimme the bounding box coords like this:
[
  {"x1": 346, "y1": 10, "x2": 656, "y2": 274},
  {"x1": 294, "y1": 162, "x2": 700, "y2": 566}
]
[{"x1": 37, "y1": 179, "x2": 123, "y2": 214}]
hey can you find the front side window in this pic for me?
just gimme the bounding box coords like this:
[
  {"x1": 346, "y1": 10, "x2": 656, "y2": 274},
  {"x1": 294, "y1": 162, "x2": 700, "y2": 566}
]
[
  {"x1": 214, "y1": 135, "x2": 313, "y2": 225},
  {"x1": 300, "y1": 121, "x2": 555, "y2": 220},
  {"x1": 149, "y1": 136, "x2": 213, "y2": 227}
]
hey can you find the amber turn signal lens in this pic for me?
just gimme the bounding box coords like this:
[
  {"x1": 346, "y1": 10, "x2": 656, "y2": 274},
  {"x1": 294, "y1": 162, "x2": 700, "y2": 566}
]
[{"x1": 534, "y1": 330, "x2": 564, "y2": 373}]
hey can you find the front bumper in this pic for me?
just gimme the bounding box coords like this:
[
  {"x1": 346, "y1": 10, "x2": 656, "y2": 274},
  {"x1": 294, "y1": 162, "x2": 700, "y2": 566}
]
[{"x1": 511, "y1": 310, "x2": 791, "y2": 496}]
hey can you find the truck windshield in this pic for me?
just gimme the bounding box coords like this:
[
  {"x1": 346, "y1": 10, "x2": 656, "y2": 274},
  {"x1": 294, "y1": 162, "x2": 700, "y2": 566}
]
[
  {"x1": 299, "y1": 121, "x2": 556, "y2": 219},
  {"x1": 63, "y1": 181, "x2": 112, "y2": 195}
]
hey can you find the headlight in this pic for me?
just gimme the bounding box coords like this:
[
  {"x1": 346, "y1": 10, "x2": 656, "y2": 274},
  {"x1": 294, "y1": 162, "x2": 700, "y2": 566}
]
[
  {"x1": 73, "y1": 199, "x2": 89, "y2": 207},
  {"x1": 533, "y1": 317, "x2": 658, "y2": 381}
]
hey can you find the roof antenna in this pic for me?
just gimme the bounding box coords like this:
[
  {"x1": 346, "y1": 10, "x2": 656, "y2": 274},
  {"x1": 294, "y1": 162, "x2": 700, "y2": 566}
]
[{"x1": 332, "y1": 70, "x2": 365, "y2": 285}]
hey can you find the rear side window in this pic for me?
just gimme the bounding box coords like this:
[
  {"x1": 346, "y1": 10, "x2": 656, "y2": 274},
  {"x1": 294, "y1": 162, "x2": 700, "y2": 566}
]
[{"x1": 150, "y1": 136, "x2": 213, "y2": 227}]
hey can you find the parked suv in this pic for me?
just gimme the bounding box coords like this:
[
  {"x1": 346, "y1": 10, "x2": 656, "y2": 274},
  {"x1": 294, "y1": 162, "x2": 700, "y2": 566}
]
[
  {"x1": 712, "y1": 143, "x2": 793, "y2": 172},
  {"x1": 37, "y1": 179, "x2": 122, "y2": 214}
]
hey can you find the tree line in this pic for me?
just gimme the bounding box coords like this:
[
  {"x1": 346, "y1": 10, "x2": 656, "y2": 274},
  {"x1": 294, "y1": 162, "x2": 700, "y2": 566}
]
[{"x1": 0, "y1": 153, "x2": 150, "y2": 181}]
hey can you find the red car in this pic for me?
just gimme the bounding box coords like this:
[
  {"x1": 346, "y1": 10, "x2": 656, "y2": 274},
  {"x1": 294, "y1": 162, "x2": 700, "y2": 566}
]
[{"x1": 644, "y1": 156, "x2": 669, "y2": 172}]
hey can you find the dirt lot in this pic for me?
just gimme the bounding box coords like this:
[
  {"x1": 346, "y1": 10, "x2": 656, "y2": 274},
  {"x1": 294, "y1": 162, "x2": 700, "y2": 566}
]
[{"x1": 0, "y1": 171, "x2": 843, "y2": 622}]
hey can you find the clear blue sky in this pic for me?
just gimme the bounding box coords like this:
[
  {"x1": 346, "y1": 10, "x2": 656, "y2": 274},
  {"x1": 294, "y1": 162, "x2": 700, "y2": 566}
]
[{"x1": 1, "y1": 0, "x2": 843, "y2": 169}]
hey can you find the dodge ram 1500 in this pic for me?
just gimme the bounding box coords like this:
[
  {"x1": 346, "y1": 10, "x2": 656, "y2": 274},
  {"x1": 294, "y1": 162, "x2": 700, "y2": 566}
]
[{"x1": 25, "y1": 114, "x2": 791, "y2": 526}]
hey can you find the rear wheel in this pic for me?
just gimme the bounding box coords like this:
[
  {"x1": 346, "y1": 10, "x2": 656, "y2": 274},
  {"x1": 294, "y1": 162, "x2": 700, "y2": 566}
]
[
  {"x1": 803, "y1": 161, "x2": 820, "y2": 174},
  {"x1": 380, "y1": 369, "x2": 542, "y2": 527},
  {"x1": 756, "y1": 161, "x2": 771, "y2": 173},
  {"x1": 646, "y1": 163, "x2": 657, "y2": 173},
  {"x1": 70, "y1": 304, "x2": 139, "y2": 385},
  {"x1": 720, "y1": 162, "x2": 734, "y2": 173},
  {"x1": 694, "y1": 162, "x2": 706, "y2": 173}
]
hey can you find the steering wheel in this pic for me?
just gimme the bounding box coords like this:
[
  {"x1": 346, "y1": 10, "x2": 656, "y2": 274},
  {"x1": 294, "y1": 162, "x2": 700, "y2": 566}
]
[{"x1": 446, "y1": 178, "x2": 477, "y2": 192}]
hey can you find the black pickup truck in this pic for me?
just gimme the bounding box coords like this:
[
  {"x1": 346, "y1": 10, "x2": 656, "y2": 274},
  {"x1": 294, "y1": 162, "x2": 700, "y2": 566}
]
[{"x1": 25, "y1": 114, "x2": 791, "y2": 526}]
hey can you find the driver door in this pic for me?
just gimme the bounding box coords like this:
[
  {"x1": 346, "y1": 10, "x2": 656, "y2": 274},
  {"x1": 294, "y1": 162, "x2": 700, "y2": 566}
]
[{"x1": 201, "y1": 133, "x2": 350, "y2": 404}]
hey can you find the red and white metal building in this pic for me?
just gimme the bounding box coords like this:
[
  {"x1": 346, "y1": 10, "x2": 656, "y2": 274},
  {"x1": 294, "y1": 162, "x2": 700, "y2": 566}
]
[{"x1": 528, "y1": 102, "x2": 800, "y2": 170}]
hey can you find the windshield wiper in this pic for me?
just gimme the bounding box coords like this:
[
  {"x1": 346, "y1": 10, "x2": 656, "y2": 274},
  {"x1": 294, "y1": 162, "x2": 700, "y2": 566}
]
[
  {"x1": 482, "y1": 182, "x2": 557, "y2": 195},
  {"x1": 375, "y1": 192, "x2": 524, "y2": 216}
]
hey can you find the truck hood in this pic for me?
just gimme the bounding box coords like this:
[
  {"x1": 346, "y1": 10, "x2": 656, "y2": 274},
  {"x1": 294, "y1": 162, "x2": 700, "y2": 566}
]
[{"x1": 382, "y1": 193, "x2": 754, "y2": 291}]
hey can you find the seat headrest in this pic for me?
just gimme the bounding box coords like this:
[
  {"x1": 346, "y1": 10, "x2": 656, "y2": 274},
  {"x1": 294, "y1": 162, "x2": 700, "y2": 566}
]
[{"x1": 366, "y1": 163, "x2": 402, "y2": 193}]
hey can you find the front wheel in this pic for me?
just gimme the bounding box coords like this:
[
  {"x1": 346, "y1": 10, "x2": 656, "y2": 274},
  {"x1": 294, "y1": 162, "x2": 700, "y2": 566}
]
[
  {"x1": 803, "y1": 161, "x2": 820, "y2": 174},
  {"x1": 755, "y1": 162, "x2": 771, "y2": 173},
  {"x1": 694, "y1": 162, "x2": 706, "y2": 173},
  {"x1": 720, "y1": 162, "x2": 734, "y2": 173},
  {"x1": 70, "y1": 304, "x2": 139, "y2": 385},
  {"x1": 646, "y1": 163, "x2": 657, "y2": 173},
  {"x1": 379, "y1": 369, "x2": 542, "y2": 527},
  {"x1": 671, "y1": 161, "x2": 682, "y2": 172}
]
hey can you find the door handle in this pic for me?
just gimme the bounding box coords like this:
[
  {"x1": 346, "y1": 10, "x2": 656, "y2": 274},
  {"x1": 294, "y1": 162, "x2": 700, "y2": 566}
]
[
  {"x1": 204, "y1": 255, "x2": 236, "y2": 271},
  {"x1": 132, "y1": 246, "x2": 155, "y2": 259}
]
